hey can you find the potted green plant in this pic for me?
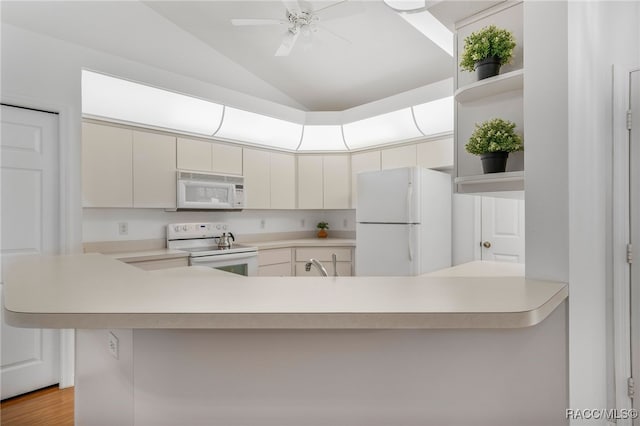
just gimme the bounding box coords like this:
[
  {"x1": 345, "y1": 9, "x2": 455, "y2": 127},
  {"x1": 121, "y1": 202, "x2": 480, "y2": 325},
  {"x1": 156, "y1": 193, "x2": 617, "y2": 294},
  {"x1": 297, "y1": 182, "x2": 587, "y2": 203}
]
[
  {"x1": 316, "y1": 221, "x2": 329, "y2": 238},
  {"x1": 459, "y1": 25, "x2": 516, "y2": 80},
  {"x1": 465, "y1": 118, "x2": 523, "y2": 174}
]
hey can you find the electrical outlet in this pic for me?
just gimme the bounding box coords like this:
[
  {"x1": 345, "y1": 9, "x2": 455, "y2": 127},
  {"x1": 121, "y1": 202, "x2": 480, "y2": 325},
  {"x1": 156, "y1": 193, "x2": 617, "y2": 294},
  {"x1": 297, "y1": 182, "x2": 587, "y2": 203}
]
[
  {"x1": 343, "y1": 218, "x2": 348, "y2": 228},
  {"x1": 301, "y1": 219, "x2": 305, "y2": 228},
  {"x1": 108, "y1": 332, "x2": 119, "y2": 359},
  {"x1": 260, "y1": 219, "x2": 266, "y2": 229},
  {"x1": 118, "y1": 222, "x2": 128, "y2": 235}
]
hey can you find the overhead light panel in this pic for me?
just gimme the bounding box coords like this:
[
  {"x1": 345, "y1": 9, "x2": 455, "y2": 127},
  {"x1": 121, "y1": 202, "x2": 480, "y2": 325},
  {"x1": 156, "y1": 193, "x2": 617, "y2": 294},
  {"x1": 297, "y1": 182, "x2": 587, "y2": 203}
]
[
  {"x1": 412, "y1": 96, "x2": 453, "y2": 136},
  {"x1": 298, "y1": 125, "x2": 346, "y2": 151},
  {"x1": 215, "y1": 107, "x2": 303, "y2": 150},
  {"x1": 81, "y1": 70, "x2": 224, "y2": 135},
  {"x1": 342, "y1": 108, "x2": 423, "y2": 149}
]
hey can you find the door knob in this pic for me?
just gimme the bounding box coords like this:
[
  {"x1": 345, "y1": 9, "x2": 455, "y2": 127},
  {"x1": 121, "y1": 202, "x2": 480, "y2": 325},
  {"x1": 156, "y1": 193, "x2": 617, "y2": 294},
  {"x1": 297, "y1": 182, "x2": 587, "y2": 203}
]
[{"x1": 482, "y1": 241, "x2": 492, "y2": 248}]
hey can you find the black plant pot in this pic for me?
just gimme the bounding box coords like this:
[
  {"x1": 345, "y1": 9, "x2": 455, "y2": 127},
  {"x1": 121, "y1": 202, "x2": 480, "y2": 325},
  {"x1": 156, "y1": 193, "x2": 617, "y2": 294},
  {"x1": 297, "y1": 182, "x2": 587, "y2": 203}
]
[
  {"x1": 480, "y1": 152, "x2": 509, "y2": 174},
  {"x1": 476, "y1": 55, "x2": 501, "y2": 80}
]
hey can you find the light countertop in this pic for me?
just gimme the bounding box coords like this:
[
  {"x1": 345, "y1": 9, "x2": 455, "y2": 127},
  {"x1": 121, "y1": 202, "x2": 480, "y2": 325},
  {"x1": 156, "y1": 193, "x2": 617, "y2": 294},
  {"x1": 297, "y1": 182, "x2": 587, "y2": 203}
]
[
  {"x1": 3, "y1": 254, "x2": 566, "y2": 330},
  {"x1": 242, "y1": 238, "x2": 355, "y2": 250},
  {"x1": 107, "y1": 249, "x2": 190, "y2": 263}
]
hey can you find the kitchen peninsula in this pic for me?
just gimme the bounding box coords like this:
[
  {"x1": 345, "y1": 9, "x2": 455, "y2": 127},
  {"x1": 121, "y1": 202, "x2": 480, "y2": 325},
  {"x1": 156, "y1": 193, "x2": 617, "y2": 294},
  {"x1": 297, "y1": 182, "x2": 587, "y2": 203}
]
[{"x1": 4, "y1": 254, "x2": 568, "y2": 425}]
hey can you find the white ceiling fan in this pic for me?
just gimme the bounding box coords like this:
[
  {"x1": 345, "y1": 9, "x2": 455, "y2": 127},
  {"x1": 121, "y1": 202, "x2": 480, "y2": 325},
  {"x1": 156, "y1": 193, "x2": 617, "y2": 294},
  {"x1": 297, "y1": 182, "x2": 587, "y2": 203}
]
[{"x1": 231, "y1": 0, "x2": 353, "y2": 56}]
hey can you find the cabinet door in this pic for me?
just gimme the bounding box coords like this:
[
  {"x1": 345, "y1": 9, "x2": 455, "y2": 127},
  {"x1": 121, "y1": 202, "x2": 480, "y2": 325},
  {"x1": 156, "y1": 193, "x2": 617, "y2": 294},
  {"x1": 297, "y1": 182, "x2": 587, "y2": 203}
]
[
  {"x1": 259, "y1": 263, "x2": 292, "y2": 277},
  {"x1": 351, "y1": 150, "x2": 381, "y2": 208},
  {"x1": 297, "y1": 155, "x2": 323, "y2": 209},
  {"x1": 212, "y1": 143, "x2": 242, "y2": 175},
  {"x1": 82, "y1": 122, "x2": 133, "y2": 207},
  {"x1": 417, "y1": 138, "x2": 453, "y2": 169},
  {"x1": 381, "y1": 145, "x2": 417, "y2": 170},
  {"x1": 176, "y1": 137, "x2": 212, "y2": 171},
  {"x1": 323, "y1": 155, "x2": 350, "y2": 209},
  {"x1": 270, "y1": 152, "x2": 296, "y2": 209},
  {"x1": 242, "y1": 148, "x2": 270, "y2": 209},
  {"x1": 133, "y1": 131, "x2": 176, "y2": 208}
]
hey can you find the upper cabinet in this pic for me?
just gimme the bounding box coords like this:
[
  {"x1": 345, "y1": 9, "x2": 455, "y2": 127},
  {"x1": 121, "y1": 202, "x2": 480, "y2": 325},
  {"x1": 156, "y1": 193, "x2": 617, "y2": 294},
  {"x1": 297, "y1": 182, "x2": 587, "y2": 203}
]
[
  {"x1": 381, "y1": 145, "x2": 417, "y2": 170},
  {"x1": 298, "y1": 155, "x2": 350, "y2": 210},
  {"x1": 82, "y1": 122, "x2": 133, "y2": 208},
  {"x1": 454, "y1": 2, "x2": 524, "y2": 194},
  {"x1": 350, "y1": 150, "x2": 381, "y2": 209},
  {"x1": 243, "y1": 148, "x2": 296, "y2": 209},
  {"x1": 83, "y1": 122, "x2": 177, "y2": 208},
  {"x1": 177, "y1": 137, "x2": 242, "y2": 175},
  {"x1": 133, "y1": 131, "x2": 176, "y2": 208}
]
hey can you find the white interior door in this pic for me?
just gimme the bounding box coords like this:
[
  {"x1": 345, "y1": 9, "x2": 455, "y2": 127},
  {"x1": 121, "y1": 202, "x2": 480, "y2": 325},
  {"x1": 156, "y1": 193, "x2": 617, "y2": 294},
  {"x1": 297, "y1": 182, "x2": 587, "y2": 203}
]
[
  {"x1": 1, "y1": 105, "x2": 60, "y2": 399},
  {"x1": 630, "y1": 69, "x2": 639, "y2": 421},
  {"x1": 480, "y1": 196, "x2": 525, "y2": 263}
]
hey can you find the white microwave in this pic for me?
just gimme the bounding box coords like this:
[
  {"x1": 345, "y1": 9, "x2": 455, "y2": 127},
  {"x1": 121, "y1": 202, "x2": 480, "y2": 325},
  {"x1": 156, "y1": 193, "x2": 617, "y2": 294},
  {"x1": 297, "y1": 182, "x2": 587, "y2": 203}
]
[{"x1": 176, "y1": 172, "x2": 244, "y2": 210}]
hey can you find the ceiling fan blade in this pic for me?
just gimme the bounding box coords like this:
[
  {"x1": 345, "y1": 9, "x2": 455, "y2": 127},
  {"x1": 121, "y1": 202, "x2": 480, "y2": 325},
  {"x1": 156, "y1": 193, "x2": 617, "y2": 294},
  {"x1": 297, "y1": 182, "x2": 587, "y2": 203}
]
[
  {"x1": 281, "y1": 0, "x2": 301, "y2": 13},
  {"x1": 317, "y1": 23, "x2": 351, "y2": 44},
  {"x1": 231, "y1": 19, "x2": 286, "y2": 26},
  {"x1": 275, "y1": 31, "x2": 300, "y2": 56}
]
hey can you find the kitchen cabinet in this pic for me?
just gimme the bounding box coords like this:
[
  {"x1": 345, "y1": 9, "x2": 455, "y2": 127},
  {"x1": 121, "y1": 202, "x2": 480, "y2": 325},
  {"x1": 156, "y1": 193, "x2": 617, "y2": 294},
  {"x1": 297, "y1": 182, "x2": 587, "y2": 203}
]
[
  {"x1": 82, "y1": 122, "x2": 133, "y2": 207},
  {"x1": 243, "y1": 148, "x2": 295, "y2": 209},
  {"x1": 177, "y1": 137, "x2": 242, "y2": 175},
  {"x1": 350, "y1": 150, "x2": 381, "y2": 209},
  {"x1": 297, "y1": 155, "x2": 350, "y2": 209},
  {"x1": 454, "y1": 2, "x2": 524, "y2": 193},
  {"x1": 297, "y1": 155, "x2": 324, "y2": 209},
  {"x1": 133, "y1": 131, "x2": 176, "y2": 208},
  {"x1": 416, "y1": 138, "x2": 453, "y2": 170},
  {"x1": 323, "y1": 155, "x2": 350, "y2": 209},
  {"x1": 258, "y1": 248, "x2": 292, "y2": 276},
  {"x1": 381, "y1": 145, "x2": 417, "y2": 170},
  {"x1": 294, "y1": 247, "x2": 353, "y2": 276},
  {"x1": 270, "y1": 152, "x2": 296, "y2": 209},
  {"x1": 243, "y1": 148, "x2": 271, "y2": 209},
  {"x1": 83, "y1": 122, "x2": 178, "y2": 208}
]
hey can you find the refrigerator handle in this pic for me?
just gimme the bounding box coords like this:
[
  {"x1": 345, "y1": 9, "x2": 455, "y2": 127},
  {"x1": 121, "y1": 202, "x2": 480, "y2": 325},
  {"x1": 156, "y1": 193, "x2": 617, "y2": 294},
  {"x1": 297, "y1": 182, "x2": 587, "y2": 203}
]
[
  {"x1": 406, "y1": 181, "x2": 413, "y2": 224},
  {"x1": 408, "y1": 224, "x2": 414, "y2": 262}
]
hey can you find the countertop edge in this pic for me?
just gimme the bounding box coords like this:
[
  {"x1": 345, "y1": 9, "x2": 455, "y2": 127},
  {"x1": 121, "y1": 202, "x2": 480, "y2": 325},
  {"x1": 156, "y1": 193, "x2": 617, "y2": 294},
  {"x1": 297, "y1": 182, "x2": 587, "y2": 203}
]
[{"x1": 3, "y1": 286, "x2": 567, "y2": 330}]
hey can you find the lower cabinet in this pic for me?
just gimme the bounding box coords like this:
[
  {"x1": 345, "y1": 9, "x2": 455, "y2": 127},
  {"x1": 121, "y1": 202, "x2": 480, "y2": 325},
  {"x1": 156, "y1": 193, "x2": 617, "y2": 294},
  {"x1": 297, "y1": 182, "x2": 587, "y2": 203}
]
[
  {"x1": 258, "y1": 248, "x2": 293, "y2": 277},
  {"x1": 294, "y1": 247, "x2": 353, "y2": 277},
  {"x1": 257, "y1": 246, "x2": 355, "y2": 277}
]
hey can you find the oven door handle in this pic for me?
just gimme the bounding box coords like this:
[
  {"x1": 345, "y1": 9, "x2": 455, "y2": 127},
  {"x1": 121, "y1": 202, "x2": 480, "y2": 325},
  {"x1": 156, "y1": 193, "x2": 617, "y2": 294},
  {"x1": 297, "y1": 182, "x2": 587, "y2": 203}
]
[{"x1": 190, "y1": 252, "x2": 256, "y2": 263}]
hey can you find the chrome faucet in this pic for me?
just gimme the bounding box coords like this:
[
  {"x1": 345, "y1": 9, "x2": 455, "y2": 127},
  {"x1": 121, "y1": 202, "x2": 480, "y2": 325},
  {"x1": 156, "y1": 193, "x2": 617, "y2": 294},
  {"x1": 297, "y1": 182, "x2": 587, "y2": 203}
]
[
  {"x1": 305, "y1": 259, "x2": 329, "y2": 277},
  {"x1": 304, "y1": 253, "x2": 339, "y2": 277}
]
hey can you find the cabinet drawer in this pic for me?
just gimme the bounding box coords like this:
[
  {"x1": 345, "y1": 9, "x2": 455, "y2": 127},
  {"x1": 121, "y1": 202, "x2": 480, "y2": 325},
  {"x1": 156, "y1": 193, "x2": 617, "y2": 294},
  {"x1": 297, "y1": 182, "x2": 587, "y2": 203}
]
[
  {"x1": 295, "y1": 247, "x2": 352, "y2": 262},
  {"x1": 294, "y1": 262, "x2": 352, "y2": 277},
  {"x1": 258, "y1": 248, "x2": 292, "y2": 266},
  {"x1": 258, "y1": 263, "x2": 292, "y2": 277},
  {"x1": 127, "y1": 257, "x2": 189, "y2": 271}
]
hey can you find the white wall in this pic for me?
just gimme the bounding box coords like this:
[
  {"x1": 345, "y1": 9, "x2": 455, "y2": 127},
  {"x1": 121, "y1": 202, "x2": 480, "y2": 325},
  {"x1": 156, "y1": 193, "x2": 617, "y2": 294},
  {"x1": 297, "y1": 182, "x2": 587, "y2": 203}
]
[
  {"x1": 566, "y1": 1, "x2": 640, "y2": 422},
  {"x1": 82, "y1": 209, "x2": 356, "y2": 242}
]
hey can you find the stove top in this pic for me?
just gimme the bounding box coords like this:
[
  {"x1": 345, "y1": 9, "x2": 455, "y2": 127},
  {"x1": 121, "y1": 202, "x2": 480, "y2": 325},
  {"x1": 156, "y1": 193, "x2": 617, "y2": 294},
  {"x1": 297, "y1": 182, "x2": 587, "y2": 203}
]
[{"x1": 166, "y1": 222, "x2": 257, "y2": 258}]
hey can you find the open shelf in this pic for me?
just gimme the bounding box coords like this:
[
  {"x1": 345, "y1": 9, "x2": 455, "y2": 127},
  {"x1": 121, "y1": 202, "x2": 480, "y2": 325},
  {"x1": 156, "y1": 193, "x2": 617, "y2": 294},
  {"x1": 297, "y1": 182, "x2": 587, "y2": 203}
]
[
  {"x1": 455, "y1": 69, "x2": 524, "y2": 103},
  {"x1": 455, "y1": 170, "x2": 524, "y2": 193}
]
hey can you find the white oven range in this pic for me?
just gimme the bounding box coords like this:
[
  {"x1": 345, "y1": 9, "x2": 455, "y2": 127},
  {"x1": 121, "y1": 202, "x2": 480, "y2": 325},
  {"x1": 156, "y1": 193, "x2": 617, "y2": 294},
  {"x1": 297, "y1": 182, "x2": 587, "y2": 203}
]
[{"x1": 166, "y1": 223, "x2": 258, "y2": 276}]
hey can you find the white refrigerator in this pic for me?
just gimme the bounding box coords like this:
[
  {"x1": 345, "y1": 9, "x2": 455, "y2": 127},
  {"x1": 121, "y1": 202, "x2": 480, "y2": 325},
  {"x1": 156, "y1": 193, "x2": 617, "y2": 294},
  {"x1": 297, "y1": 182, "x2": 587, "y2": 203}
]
[{"x1": 355, "y1": 167, "x2": 451, "y2": 276}]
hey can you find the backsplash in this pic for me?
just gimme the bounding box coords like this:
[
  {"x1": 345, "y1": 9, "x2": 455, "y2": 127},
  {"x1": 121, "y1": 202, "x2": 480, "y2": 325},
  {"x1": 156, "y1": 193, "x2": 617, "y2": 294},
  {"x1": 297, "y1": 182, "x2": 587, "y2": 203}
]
[{"x1": 82, "y1": 208, "x2": 356, "y2": 242}]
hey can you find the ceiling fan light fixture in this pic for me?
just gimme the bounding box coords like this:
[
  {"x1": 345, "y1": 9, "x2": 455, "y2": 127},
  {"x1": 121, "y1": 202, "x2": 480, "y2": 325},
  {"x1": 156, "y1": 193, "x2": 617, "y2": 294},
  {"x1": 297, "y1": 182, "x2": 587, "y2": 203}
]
[{"x1": 383, "y1": 0, "x2": 427, "y2": 12}]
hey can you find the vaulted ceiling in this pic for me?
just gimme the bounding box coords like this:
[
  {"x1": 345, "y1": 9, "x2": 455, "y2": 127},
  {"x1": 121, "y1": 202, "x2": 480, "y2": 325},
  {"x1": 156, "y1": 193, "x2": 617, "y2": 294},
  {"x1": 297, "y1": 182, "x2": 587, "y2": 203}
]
[{"x1": 1, "y1": 0, "x2": 501, "y2": 111}]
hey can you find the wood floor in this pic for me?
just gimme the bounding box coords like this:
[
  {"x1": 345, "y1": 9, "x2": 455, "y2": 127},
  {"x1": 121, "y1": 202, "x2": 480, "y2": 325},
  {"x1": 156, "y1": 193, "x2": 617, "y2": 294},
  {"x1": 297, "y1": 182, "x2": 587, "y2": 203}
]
[{"x1": 0, "y1": 385, "x2": 74, "y2": 426}]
